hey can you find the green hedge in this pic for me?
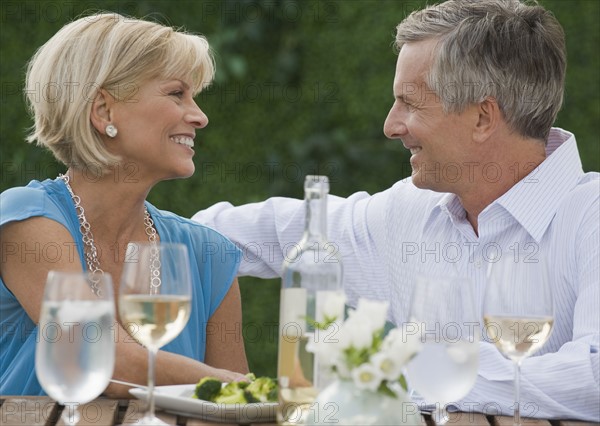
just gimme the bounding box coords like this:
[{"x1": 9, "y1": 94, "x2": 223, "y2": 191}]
[{"x1": 1, "y1": 0, "x2": 598, "y2": 377}]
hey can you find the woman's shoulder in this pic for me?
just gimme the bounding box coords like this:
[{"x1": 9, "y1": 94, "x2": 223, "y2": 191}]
[{"x1": 0, "y1": 178, "x2": 69, "y2": 226}]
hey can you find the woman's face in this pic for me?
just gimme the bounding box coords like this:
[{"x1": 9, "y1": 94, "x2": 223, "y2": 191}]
[{"x1": 109, "y1": 77, "x2": 207, "y2": 182}]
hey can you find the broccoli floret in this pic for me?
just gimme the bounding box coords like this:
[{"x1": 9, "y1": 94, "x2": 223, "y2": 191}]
[
  {"x1": 267, "y1": 386, "x2": 278, "y2": 402},
  {"x1": 193, "y1": 377, "x2": 223, "y2": 401},
  {"x1": 237, "y1": 381, "x2": 250, "y2": 390},
  {"x1": 193, "y1": 374, "x2": 278, "y2": 404},
  {"x1": 243, "y1": 390, "x2": 260, "y2": 403},
  {"x1": 245, "y1": 376, "x2": 278, "y2": 402},
  {"x1": 213, "y1": 382, "x2": 247, "y2": 404}
]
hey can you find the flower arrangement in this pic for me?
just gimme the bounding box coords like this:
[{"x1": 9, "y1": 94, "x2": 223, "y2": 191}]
[{"x1": 306, "y1": 296, "x2": 421, "y2": 398}]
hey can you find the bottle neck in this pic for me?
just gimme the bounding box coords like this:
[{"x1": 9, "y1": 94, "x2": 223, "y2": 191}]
[{"x1": 302, "y1": 189, "x2": 328, "y2": 245}]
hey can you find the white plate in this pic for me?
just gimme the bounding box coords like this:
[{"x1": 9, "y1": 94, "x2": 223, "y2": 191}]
[{"x1": 129, "y1": 384, "x2": 277, "y2": 424}]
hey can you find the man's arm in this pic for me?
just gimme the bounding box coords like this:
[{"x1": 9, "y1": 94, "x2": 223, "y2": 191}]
[
  {"x1": 459, "y1": 205, "x2": 600, "y2": 421},
  {"x1": 193, "y1": 197, "x2": 303, "y2": 278},
  {"x1": 192, "y1": 189, "x2": 392, "y2": 307}
]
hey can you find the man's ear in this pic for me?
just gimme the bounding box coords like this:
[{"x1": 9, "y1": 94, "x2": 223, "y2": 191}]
[
  {"x1": 473, "y1": 96, "x2": 500, "y2": 143},
  {"x1": 90, "y1": 89, "x2": 116, "y2": 136}
]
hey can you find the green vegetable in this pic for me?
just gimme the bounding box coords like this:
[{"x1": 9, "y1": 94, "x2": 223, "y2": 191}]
[
  {"x1": 193, "y1": 377, "x2": 223, "y2": 401},
  {"x1": 214, "y1": 382, "x2": 248, "y2": 404},
  {"x1": 243, "y1": 390, "x2": 260, "y2": 403},
  {"x1": 192, "y1": 374, "x2": 278, "y2": 404},
  {"x1": 245, "y1": 376, "x2": 278, "y2": 403}
]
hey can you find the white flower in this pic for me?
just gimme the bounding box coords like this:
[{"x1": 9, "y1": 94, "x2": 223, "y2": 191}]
[
  {"x1": 352, "y1": 298, "x2": 389, "y2": 333},
  {"x1": 306, "y1": 325, "x2": 343, "y2": 366},
  {"x1": 382, "y1": 324, "x2": 422, "y2": 366},
  {"x1": 351, "y1": 363, "x2": 383, "y2": 391},
  {"x1": 320, "y1": 291, "x2": 346, "y2": 322},
  {"x1": 370, "y1": 351, "x2": 404, "y2": 381},
  {"x1": 338, "y1": 316, "x2": 373, "y2": 349},
  {"x1": 308, "y1": 297, "x2": 421, "y2": 397}
]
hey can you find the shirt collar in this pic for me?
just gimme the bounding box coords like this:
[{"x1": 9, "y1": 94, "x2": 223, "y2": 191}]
[
  {"x1": 490, "y1": 128, "x2": 583, "y2": 242},
  {"x1": 424, "y1": 128, "x2": 584, "y2": 241}
]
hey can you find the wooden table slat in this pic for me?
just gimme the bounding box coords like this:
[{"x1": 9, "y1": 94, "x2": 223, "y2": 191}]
[
  {"x1": 184, "y1": 417, "x2": 229, "y2": 426},
  {"x1": 119, "y1": 399, "x2": 177, "y2": 425},
  {"x1": 56, "y1": 399, "x2": 119, "y2": 426},
  {"x1": 493, "y1": 416, "x2": 552, "y2": 426},
  {"x1": 0, "y1": 397, "x2": 58, "y2": 426},
  {"x1": 120, "y1": 399, "x2": 144, "y2": 425},
  {"x1": 2, "y1": 397, "x2": 598, "y2": 425},
  {"x1": 436, "y1": 412, "x2": 491, "y2": 426},
  {"x1": 558, "y1": 422, "x2": 600, "y2": 426}
]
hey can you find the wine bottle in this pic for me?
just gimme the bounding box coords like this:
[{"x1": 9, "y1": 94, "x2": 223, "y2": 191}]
[{"x1": 277, "y1": 175, "x2": 343, "y2": 425}]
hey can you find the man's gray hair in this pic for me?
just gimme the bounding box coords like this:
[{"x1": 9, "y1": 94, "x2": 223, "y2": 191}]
[{"x1": 396, "y1": 0, "x2": 566, "y2": 141}]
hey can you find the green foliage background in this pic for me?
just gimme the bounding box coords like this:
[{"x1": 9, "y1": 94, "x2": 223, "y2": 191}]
[{"x1": 1, "y1": 0, "x2": 599, "y2": 377}]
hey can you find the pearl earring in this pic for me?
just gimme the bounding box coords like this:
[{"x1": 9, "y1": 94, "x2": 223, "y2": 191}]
[{"x1": 105, "y1": 124, "x2": 118, "y2": 138}]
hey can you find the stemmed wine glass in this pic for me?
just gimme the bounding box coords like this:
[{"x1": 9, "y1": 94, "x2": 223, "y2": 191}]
[
  {"x1": 36, "y1": 271, "x2": 116, "y2": 426},
  {"x1": 405, "y1": 274, "x2": 480, "y2": 425},
  {"x1": 118, "y1": 242, "x2": 192, "y2": 425},
  {"x1": 483, "y1": 249, "x2": 554, "y2": 426}
]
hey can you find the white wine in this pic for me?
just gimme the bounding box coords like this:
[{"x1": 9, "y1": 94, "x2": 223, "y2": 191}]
[
  {"x1": 484, "y1": 315, "x2": 553, "y2": 361},
  {"x1": 277, "y1": 333, "x2": 319, "y2": 425},
  {"x1": 277, "y1": 289, "x2": 340, "y2": 425},
  {"x1": 120, "y1": 294, "x2": 191, "y2": 349}
]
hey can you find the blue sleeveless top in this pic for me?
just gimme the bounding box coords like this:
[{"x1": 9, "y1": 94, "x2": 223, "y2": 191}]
[{"x1": 0, "y1": 178, "x2": 241, "y2": 395}]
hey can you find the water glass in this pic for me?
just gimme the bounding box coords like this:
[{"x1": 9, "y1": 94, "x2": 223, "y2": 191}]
[
  {"x1": 36, "y1": 271, "x2": 116, "y2": 426},
  {"x1": 405, "y1": 274, "x2": 480, "y2": 424}
]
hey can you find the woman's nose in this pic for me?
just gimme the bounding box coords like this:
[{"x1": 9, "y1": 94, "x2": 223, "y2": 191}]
[{"x1": 186, "y1": 100, "x2": 208, "y2": 129}]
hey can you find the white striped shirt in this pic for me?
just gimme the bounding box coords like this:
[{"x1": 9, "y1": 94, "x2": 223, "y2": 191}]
[{"x1": 192, "y1": 128, "x2": 599, "y2": 421}]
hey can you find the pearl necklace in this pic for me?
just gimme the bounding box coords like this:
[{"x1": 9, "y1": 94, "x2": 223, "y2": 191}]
[{"x1": 59, "y1": 174, "x2": 158, "y2": 295}]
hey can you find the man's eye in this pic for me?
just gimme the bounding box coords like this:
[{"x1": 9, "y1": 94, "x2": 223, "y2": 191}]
[
  {"x1": 402, "y1": 100, "x2": 418, "y2": 112},
  {"x1": 397, "y1": 97, "x2": 417, "y2": 112}
]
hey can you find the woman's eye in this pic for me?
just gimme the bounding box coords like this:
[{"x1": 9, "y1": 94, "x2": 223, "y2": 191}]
[{"x1": 170, "y1": 91, "x2": 184, "y2": 98}]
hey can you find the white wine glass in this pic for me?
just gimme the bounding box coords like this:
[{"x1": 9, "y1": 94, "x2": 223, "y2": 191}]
[
  {"x1": 118, "y1": 242, "x2": 192, "y2": 425},
  {"x1": 405, "y1": 274, "x2": 480, "y2": 425},
  {"x1": 35, "y1": 271, "x2": 116, "y2": 426},
  {"x1": 483, "y1": 249, "x2": 553, "y2": 426}
]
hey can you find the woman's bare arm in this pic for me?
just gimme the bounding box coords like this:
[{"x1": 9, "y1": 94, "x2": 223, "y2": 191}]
[
  {"x1": 204, "y1": 278, "x2": 250, "y2": 375},
  {"x1": 1, "y1": 218, "x2": 247, "y2": 398}
]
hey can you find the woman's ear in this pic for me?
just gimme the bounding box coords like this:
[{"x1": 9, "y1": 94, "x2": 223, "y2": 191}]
[
  {"x1": 473, "y1": 96, "x2": 500, "y2": 143},
  {"x1": 90, "y1": 89, "x2": 116, "y2": 137}
]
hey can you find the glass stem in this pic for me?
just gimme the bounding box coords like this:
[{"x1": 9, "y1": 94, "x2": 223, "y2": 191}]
[
  {"x1": 146, "y1": 347, "x2": 158, "y2": 419},
  {"x1": 432, "y1": 406, "x2": 449, "y2": 426},
  {"x1": 514, "y1": 360, "x2": 522, "y2": 426},
  {"x1": 62, "y1": 403, "x2": 80, "y2": 426}
]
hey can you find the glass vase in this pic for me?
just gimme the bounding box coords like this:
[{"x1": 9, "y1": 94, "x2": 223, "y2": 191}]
[{"x1": 305, "y1": 379, "x2": 422, "y2": 426}]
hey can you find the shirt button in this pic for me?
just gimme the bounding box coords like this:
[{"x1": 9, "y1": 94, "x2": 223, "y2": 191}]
[{"x1": 475, "y1": 260, "x2": 482, "y2": 268}]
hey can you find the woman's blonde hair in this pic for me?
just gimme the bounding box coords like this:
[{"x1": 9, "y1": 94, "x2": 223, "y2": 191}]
[{"x1": 25, "y1": 13, "x2": 215, "y2": 170}]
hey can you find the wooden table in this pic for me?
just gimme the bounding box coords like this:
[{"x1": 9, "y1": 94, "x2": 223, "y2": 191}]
[{"x1": 1, "y1": 396, "x2": 597, "y2": 426}]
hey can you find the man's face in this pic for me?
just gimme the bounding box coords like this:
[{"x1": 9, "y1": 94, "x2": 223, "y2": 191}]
[{"x1": 383, "y1": 39, "x2": 479, "y2": 193}]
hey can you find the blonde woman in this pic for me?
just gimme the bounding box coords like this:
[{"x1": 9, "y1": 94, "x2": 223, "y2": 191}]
[{"x1": 0, "y1": 13, "x2": 248, "y2": 397}]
